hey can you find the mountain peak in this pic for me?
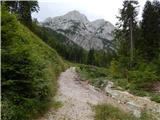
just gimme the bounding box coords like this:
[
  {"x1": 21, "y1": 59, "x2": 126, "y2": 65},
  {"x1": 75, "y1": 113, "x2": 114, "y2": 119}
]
[
  {"x1": 91, "y1": 19, "x2": 114, "y2": 28},
  {"x1": 66, "y1": 10, "x2": 81, "y2": 15},
  {"x1": 92, "y1": 19, "x2": 106, "y2": 23},
  {"x1": 64, "y1": 10, "x2": 88, "y2": 22}
]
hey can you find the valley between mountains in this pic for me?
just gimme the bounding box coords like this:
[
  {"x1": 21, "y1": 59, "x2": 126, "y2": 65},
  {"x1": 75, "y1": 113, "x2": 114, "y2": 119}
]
[{"x1": 2, "y1": 1, "x2": 160, "y2": 120}]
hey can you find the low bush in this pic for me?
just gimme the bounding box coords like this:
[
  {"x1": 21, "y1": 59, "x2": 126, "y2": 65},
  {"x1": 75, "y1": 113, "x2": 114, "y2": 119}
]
[
  {"x1": 109, "y1": 59, "x2": 121, "y2": 78},
  {"x1": 76, "y1": 65, "x2": 108, "y2": 89},
  {"x1": 94, "y1": 104, "x2": 152, "y2": 120},
  {"x1": 78, "y1": 65, "x2": 108, "y2": 79}
]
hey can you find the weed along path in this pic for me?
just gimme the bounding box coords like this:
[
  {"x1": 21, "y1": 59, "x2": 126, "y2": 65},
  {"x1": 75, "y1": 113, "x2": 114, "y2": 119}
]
[{"x1": 37, "y1": 67, "x2": 130, "y2": 120}]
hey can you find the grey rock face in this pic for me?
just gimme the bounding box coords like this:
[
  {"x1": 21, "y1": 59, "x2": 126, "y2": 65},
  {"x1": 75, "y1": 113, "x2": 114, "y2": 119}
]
[{"x1": 43, "y1": 10, "x2": 115, "y2": 51}]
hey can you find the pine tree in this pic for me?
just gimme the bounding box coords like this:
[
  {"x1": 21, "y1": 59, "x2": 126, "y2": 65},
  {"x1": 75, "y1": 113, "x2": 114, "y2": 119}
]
[
  {"x1": 18, "y1": 1, "x2": 39, "y2": 27},
  {"x1": 115, "y1": 0, "x2": 139, "y2": 64},
  {"x1": 87, "y1": 49, "x2": 96, "y2": 65},
  {"x1": 2, "y1": 1, "x2": 39, "y2": 28}
]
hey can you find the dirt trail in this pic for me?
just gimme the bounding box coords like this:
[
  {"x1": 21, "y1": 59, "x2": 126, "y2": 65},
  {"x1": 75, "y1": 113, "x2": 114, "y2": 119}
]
[{"x1": 37, "y1": 67, "x2": 130, "y2": 120}]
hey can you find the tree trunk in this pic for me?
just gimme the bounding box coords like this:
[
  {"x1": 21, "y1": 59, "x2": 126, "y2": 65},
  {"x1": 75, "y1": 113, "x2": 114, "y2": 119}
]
[{"x1": 130, "y1": 18, "x2": 133, "y2": 64}]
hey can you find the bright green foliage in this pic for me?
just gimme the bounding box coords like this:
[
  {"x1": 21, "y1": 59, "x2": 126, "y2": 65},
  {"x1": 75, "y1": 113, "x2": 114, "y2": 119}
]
[
  {"x1": 1, "y1": 7, "x2": 65, "y2": 120},
  {"x1": 109, "y1": 59, "x2": 121, "y2": 78},
  {"x1": 151, "y1": 95, "x2": 160, "y2": 103},
  {"x1": 128, "y1": 64, "x2": 158, "y2": 84},
  {"x1": 94, "y1": 104, "x2": 135, "y2": 120},
  {"x1": 109, "y1": 61, "x2": 160, "y2": 103},
  {"x1": 127, "y1": 63, "x2": 159, "y2": 95},
  {"x1": 31, "y1": 22, "x2": 88, "y2": 64}
]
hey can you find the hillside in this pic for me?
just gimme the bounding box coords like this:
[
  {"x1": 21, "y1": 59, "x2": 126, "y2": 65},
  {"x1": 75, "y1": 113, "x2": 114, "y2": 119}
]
[
  {"x1": 1, "y1": 7, "x2": 65, "y2": 120},
  {"x1": 32, "y1": 23, "x2": 115, "y2": 67},
  {"x1": 31, "y1": 24, "x2": 88, "y2": 64}
]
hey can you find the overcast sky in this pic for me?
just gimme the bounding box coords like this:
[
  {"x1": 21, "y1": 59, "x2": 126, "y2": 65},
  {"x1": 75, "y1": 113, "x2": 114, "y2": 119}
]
[{"x1": 32, "y1": 0, "x2": 150, "y2": 25}]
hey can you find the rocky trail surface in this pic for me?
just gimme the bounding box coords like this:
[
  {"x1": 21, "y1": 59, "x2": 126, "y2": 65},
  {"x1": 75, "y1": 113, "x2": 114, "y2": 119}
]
[{"x1": 37, "y1": 67, "x2": 160, "y2": 120}]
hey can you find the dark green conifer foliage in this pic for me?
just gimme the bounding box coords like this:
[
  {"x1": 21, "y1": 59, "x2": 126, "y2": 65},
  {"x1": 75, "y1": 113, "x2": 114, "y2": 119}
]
[
  {"x1": 115, "y1": 0, "x2": 139, "y2": 65},
  {"x1": 141, "y1": 0, "x2": 160, "y2": 61},
  {"x1": 2, "y1": 1, "x2": 39, "y2": 28},
  {"x1": 87, "y1": 49, "x2": 96, "y2": 65}
]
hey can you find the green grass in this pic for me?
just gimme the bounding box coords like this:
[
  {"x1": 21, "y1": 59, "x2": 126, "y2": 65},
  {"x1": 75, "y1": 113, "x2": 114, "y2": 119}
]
[
  {"x1": 51, "y1": 101, "x2": 63, "y2": 110},
  {"x1": 76, "y1": 64, "x2": 109, "y2": 89},
  {"x1": 1, "y1": 7, "x2": 66, "y2": 120},
  {"x1": 76, "y1": 64, "x2": 160, "y2": 103},
  {"x1": 94, "y1": 104, "x2": 152, "y2": 120}
]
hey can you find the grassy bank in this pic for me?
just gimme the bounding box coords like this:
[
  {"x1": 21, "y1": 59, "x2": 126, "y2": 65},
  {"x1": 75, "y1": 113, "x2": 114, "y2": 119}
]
[
  {"x1": 77, "y1": 64, "x2": 160, "y2": 103},
  {"x1": 76, "y1": 64, "x2": 108, "y2": 89},
  {"x1": 94, "y1": 104, "x2": 152, "y2": 120}
]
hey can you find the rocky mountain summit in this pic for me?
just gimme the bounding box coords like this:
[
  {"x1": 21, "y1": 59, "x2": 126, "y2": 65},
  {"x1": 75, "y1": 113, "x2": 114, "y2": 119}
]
[{"x1": 43, "y1": 10, "x2": 115, "y2": 51}]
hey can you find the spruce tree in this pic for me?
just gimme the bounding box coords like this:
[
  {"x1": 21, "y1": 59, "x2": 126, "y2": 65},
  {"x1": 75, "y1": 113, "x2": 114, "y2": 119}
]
[
  {"x1": 141, "y1": 0, "x2": 160, "y2": 61},
  {"x1": 2, "y1": 1, "x2": 39, "y2": 28},
  {"x1": 115, "y1": 0, "x2": 139, "y2": 64}
]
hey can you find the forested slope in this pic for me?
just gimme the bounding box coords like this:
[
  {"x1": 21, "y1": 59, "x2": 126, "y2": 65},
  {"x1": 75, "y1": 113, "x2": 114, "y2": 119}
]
[{"x1": 1, "y1": 7, "x2": 65, "y2": 120}]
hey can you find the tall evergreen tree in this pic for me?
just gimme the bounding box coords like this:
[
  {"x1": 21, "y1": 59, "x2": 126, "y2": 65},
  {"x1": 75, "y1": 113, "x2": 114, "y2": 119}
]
[
  {"x1": 18, "y1": 1, "x2": 39, "y2": 27},
  {"x1": 141, "y1": 0, "x2": 160, "y2": 61},
  {"x1": 115, "y1": 0, "x2": 139, "y2": 64},
  {"x1": 2, "y1": 1, "x2": 39, "y2": 28}
]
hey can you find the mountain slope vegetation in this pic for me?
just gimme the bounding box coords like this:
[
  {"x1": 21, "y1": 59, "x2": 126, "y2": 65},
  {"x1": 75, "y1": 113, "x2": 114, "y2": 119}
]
[
  {"x1": 1, "y1": 6, "x2": 65, "y2": 120},
  {"x1": 31, "y1": 22, "x2": 115, "y2": 67},
  {"x1": 31, "y1": 23, "x2": 88, "y2": 64}
]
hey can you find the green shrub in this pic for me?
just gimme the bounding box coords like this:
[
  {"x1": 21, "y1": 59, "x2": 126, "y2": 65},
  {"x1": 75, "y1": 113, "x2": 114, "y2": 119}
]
[
  {"x1": 109, "y1": 59, "x2": 121, "y2": 78},
  {"x1": 128, "y1": 64, "x2": 158, "y2": 88},
  {"x1": 77, "y1": 65, "x2": 108, "y2": 89},
  {"x1": 150, "y1": 94, "x2": 160, "y2": 103},
  {"x1": 78, "y1": 65, "x2": 108, "y2": 79},
  {"x1": 94, "y1": 104, "x2": 136, "y2": 120},
  {"x1": 94, "y1": 104, "x2": 152, "y2": 120}
]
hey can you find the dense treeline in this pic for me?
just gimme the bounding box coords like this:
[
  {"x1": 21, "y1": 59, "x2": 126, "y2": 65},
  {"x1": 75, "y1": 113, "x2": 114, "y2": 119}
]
[
  {"x1": 31, "y1": 21, "x2": 115, "y2": 67},
  {"x1": 31, "y1": 22, "x2": 88, "y2": 64},
  {"x1": 111, "y1": 0, "x2": 160, "y2": 102},
  {"x1": 141, "y1": 0, "x2": 160, "y2": 61},
  {"x1": 115, "y1": 0, "x2": 160, "y2": 64}
]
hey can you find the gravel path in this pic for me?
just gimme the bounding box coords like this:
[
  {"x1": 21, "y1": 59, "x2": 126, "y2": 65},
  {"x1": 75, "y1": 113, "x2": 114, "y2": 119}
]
[{"x1": 37, "y1": 67, "x2": 130, "y2": 120}]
